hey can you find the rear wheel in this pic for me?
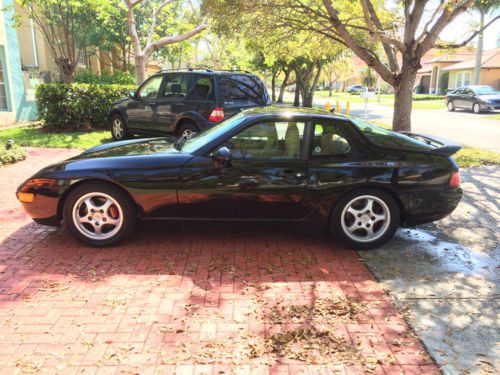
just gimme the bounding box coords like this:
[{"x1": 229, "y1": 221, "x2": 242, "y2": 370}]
[
  {"x1": 472, "y1": 102, "x2": 481, "y2": 114},
  {"x1": 330, "y1": 188, "x2": 400, "y2": 250},
  {"x1": 447, "y1": 101, "x2": 455, "y2": 111},
  {"x1": 110, "y1": 114, "x2": 130, "y2": 140},
  {"x1": 63, "y1": 182, "x2": 136, "y2": 247},
  {"x1": 177, "y1": 121, "x2": 198, "y2": 138}
]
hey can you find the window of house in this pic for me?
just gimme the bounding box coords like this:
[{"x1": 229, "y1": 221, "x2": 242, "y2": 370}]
[
  {"x1": 76, "y1": 49, "x2": 87, "y2": 67},
  {"x1": 224, "y1": 121, "x2": 305, "y2": 160},
  {"x1": 0, "y1": 48, "x2": 8, "y2": 111},
  {"x1": 456, "y1": 72, "x2": 471, "y2": 87}
]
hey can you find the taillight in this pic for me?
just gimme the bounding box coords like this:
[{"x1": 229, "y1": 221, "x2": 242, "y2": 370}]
[
  {"x1": 449, "y1": 170, "x2": 460, "y2": 188},
  {"x1": 208, "y1": 107, "x2": 224, "y2": 122}
]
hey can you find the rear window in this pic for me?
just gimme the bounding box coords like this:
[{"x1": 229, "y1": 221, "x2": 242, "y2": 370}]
[
  {"x1": 219, "y1": 74, "x2": 270, "y2": 105},
  {"x1": 351, "y1": 118, "x2": 434, "y2": 151}
]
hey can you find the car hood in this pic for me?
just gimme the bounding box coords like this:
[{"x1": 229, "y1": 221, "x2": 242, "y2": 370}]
[{"x1": 33, "y1": 137, "x2": 193, "y2": 177}]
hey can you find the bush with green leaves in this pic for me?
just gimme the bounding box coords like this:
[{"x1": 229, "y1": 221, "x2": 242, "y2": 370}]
[
  {"x1": 0, "y1": 141, "x2": 27, "y2": 167},
  {"x1": 36, "y1": 83, "x2": 135, "y2": 130},
  {"x1": 74, "y1": 70, "x2": 135, "y2": 85}
]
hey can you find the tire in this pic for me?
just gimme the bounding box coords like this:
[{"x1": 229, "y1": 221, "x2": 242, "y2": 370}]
[
  {"x1": 63, "y1": 182, "x2": 136, "y2": 247},
  {"x1": 472, "y1": 102, "x2": 481, "y2": 114},
  {"x1": 110, "y1": 114, "x2": 131, "y2": 140},
  {"x1": 330, "y1": 188, "x2": 400, "y2": 250},
  {"x1": 447, "y1": 101, "x2": 455, "y2": 112},
  {"x1": 177, "y1": 121, "x2": 199, "y2": 138}
]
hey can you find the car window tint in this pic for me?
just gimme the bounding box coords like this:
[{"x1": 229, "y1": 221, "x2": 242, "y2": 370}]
[
  {"x1": 351, "y1": 118, "x2": 434, "y2": 151},
  {"x1": 464, "y1": 88, "x2": 474, "y2": 96},
  {"x1": 220, "y1": 75, "x2": 269, "y2": 104},
  {"x1": 225, "y1": 121, "x2": 305, "y2": 160},
  {"x1": 187, "y1": 76, "x2": 215, "y2": 101},
  {"x1": 161, "y1": 74, "x2": 187, "y2": 98},
  {"x1": 454, "y1": 88, "x2": 464, "y2": 94},
  {"x1": 312, "y1": 122, "x2": 351, "y2": 157},
  {"x1": 139, "y1": 76, "x2": 163, "y2": 100}
]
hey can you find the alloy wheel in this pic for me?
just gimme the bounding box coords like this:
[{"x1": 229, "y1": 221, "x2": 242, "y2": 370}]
[
  {"x1": 340, "y1": 195, "x2": 391, "y2": 243},
  {"x1": 72, "y1": 192, "x2": 124, "y2": 240},
  {"x1": 112, "y1": 119, "x2": 124, "y2": 139}
]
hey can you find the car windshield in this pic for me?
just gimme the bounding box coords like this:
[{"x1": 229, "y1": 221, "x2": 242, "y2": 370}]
[
  {"x1": 472, "y1": 86, "x2": 498, "y2": 95},
  {"x1": 351, "y1": 118, "x2": 434, "y2": 151},
  {"x1": 180, "y1": 112, "x2": 247, "y2": 153}
]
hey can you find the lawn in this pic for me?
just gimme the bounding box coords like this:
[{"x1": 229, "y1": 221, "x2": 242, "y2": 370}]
[
  {"x1": 0, "y1": 126, "x2": 112, "y2": 149},
  {"x1": 315, "y1": 91, "x2": 446, "y2": 110}
]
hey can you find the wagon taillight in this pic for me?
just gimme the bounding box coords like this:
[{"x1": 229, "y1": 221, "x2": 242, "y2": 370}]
[
  {"x1": 449, "y1": 170, "x2": 460, "y2": 188},
  {"x1": 208, "y1": 107, "x2": 225, "y2": 122}
]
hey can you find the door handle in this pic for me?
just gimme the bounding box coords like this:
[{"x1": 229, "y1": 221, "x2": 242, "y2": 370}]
[{"x1": 277, "y1": 170, "x2": 304, "y2": 179}]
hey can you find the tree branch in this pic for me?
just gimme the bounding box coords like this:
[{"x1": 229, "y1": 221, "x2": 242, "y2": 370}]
[
  {"x1": 435, "y1": 14, "x2": 500, "y2": 49},
  {"x1": 147, "y1": 0, "x2": 177, "y2": 46}
]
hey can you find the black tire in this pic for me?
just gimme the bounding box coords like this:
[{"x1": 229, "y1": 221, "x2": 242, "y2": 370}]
[
  {"x1": 447, "y1": 101, "x2": 455, "y2": 112},
  {"x1": 63, "y1": 182, "x2": 136, "y2": 247},
  {"x1": 472, "y1": 102, "x2": 481, "y2": 114},
  {"x1": 110, "y1": 114, "x2": 131, "y2": 140},
  {"x1": 330, "y1": 188, "x2": 400, "y2": 250},
  {"x1": 177, "y1": 121, "x2": 199, "y2": 138}
]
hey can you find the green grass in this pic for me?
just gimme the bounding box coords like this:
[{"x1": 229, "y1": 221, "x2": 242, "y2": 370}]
[
  {"x1": 0, "y1": 127, "x2": 112, "y2": 150},
  {"x1": 454, "y1": 147, "x2": 500, "y2": 167},
  {"x1": 483, "y1": 113, "x2": 500, "y2": 120},
  {"x1": 315, "y1": 91, "x2": 446, "y2": 110}
]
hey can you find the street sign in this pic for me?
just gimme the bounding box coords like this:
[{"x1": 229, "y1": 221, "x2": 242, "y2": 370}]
[{"x1": 360, "y1": 91, "x2": 375, "y2": 99}]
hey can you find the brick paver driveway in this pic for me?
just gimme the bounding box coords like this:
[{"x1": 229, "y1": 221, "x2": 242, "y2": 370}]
[{"x1": 0, "y1": 148, "x2": 439, "y2": 374}]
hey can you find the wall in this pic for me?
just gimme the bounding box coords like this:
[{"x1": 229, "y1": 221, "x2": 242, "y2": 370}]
[{"x1": 480, "y1": 68, "x2": 500, "y2": 89}]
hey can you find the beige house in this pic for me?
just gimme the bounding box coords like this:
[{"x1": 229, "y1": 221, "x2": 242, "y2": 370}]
[{"x1": 442, "y1": 47, "x2": 500, "y2": 90}]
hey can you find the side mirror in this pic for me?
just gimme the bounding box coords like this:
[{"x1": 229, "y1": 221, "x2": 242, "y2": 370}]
[
  {"x1": 212, "y1": 146, "x2": 232, "y2": 162},
  {"x1": 129, "y1": 91, "x2": 138, "y2": 100}
]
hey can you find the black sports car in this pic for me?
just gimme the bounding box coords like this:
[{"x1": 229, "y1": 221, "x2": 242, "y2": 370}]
[{"x1": 17, "y1": 107, "x2": 463, "y2": 249}]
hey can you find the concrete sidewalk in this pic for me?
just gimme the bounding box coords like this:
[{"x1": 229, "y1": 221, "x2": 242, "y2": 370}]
[{"x1": 359, "y1": 166, "x2": 499, "y2": 374}]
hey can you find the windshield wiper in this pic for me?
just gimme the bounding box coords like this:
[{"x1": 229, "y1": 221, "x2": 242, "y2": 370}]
[{"x1": 174, "y1": 136, "x2": 188, "y2": 151}]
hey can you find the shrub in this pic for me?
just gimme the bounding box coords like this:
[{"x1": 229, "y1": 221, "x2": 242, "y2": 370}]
[
  {"x1": 74, "y1": 70, "x2": 135, "y2": 85},
  {"x1": 413, "y1": 95, "x2": 446, "y2": 101},
  {"x1": 36, "y1": 83, "x2": 135, "y2": 130},
  {"x1": 0, "y1": 141, "x2": 27, "y2": 167}
]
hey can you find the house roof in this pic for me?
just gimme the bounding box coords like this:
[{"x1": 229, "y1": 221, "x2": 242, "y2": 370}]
[
  {"x1": 426, "y1": 49, "x2": 476, "y2": 63},
  {"x1": 443, "y1": 48, "x2": 500, "y2": 71}
]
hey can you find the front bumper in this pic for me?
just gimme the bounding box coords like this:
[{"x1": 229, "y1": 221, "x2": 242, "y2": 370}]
[
  {"x1": 17, "y1": 193, "x2": 60, "y2": 227},
  {"x1": 401, "y1": 187, "x2": 463, "y2": 227}
]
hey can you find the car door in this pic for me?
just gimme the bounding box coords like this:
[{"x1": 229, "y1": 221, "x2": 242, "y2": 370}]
[
  {"x1": 177, "y1": 119, "x2": 309, "y2": 219},
  {"x1": 126, "y1": 75, "x2": 164, "y2": 133},
  {"x1": 462, "y1": 88, "x2": 475, "y2": 110},
  {"x1": 154, "y1": 73, "x2": 190, "y2": 134}
]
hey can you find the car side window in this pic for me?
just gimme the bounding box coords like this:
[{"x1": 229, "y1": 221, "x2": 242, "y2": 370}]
[
  {"x1": 312, "y1": 121, "x2": 352, "y2": 157},
  {"x1": 464, "y1": 88, "x2": 474, "y2": 96},
  {"x1": 455, "y1": 88, "x2": 464, "y2": 94},
  {"x1": 138, "y1": 76, "x2": 163, "y2": 100},
  {"x1": 187, "y1": 76, "x2": 215, "y2": 101},
  {"x1": 223, "y1": 121, "x2": 305, "y2": 160},
  {"x1": 161, "y1": 74, "x2": 188, "y2": 98}
]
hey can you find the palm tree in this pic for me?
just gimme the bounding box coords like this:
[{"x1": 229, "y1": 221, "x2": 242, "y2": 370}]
[{"x1": 473, "y1": 1, "x2": 499, "y2": 85}]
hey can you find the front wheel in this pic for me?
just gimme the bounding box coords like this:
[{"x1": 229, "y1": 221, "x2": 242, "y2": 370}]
[
  {"x1": 472, "y1": 103, "x2": 481, "y2": 114},
  {"x1": 63, "y1": 182, "x2": 136, "y2": 247},
  {"x1": 330, "y1": 189, "x2": 400, "y2": 250}
]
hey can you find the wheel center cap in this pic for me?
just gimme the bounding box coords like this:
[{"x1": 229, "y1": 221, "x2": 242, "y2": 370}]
[
  {"x1": 94, "y1": 213, "x2": 102, "y2": 221},
  {"x1": 362, "y1": 215, "x2": 370, "y2": 223}
]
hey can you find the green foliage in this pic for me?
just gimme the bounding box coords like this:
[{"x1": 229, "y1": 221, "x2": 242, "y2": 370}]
[
  {"x1": 74, "y1": 70, "x2": 135, "y2": 85},
  {"x1": 0, "y1": 142, "x2": 27, "y2": 167},
  {"x1": 0, "y1": 127, "x2": 112, "y2": 149},
  {"x1": 36, "y1": 83, "x2": 135, "y2": 130},
  {"x1": 413, "y1": 95, "x2": 446, "y2": 101},
  {"x1": 455, "y1": 147, "x2": 500, "y2": 167}
]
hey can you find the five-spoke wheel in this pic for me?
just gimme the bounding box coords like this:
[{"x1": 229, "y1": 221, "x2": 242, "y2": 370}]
[
  {"x1": 331, "y1": 188, "x2": 399, "y2": 249},
  {"x1": 64, "y1": 182, "x2": 136, "y2": 247},
  {"x1": 110, "y1": 114, "x2": 130, "y2": 140}
]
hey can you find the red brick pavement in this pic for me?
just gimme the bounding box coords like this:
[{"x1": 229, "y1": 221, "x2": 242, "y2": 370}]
[{"x1": 0, "y1": 148, "x2": 439, "y2": 374}]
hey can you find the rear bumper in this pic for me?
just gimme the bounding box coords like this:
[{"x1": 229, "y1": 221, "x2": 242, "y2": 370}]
[{"x1": 401, "y1": 187, "x2": 463, "y2": 227}]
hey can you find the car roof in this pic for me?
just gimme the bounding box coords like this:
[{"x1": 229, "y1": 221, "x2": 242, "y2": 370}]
[
  {"x1": 152, "y1": 69, "x2": 258, "y2": 77},
  {"x1": 239, "y1": 106, "x2": 350, "y2": 121}
]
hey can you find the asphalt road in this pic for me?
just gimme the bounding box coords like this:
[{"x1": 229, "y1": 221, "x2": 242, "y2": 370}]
[{"x1": 284, "y1": 93, "x2": 500, "y2": 152}]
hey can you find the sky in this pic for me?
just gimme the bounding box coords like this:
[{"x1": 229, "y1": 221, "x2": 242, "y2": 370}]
[{"x1": 438, "y1": 7, "x2": 500, "y2": 50}]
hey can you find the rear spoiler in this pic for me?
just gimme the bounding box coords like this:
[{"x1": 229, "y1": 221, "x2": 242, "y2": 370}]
[{"x1": 399, "y1": 132, "x2": 462, "y2": 156}]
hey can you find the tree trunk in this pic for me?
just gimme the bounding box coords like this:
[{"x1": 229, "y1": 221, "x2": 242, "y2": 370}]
[
  {"x1": 271, "y1": 71, "x2": 277, "y2": 102},
  {"x1": 277, "y1": 69, "x2": 290, "y2": 103},
  {"x1": 392, "y1": 67, "x2": 417, "y2": 132},
  {"x1": 473, "y1": 10, "x2": 485, "y2": 85},
  {"x1": 135, "y1": 54, "x2": 146, "y2": 85},
  {"x1": 55, "y1": 57, "x2": 75, "y2": 83},
  {"x1": 329, "y1": 81, "x2": 333, "y2": 97},
  {"x1": 293, "y1": 81, "x2": 300, "y2": 106}
]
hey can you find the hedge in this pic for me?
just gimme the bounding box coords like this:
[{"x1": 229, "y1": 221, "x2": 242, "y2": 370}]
[
  {"x1": 74, "y1": 70, "x2": 135, "y2": 85},
  {"x1": 36, "y1": 83, "x2": 135, "y2": 130},
  {"x1": 413, "y1": 95, "x2": 446, "y2": 101},
  {"x1": 0, "y1": 141, "x2": 27, "y2": 167}
]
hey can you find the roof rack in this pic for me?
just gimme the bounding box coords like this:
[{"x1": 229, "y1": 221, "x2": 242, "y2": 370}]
[{"x1": 158, "y1": 67, "x2": 254, "y2": 74}]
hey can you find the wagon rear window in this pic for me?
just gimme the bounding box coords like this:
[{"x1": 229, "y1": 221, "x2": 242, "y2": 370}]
[{"x1": 351, "y1": 119, "x2": 434, "y2": 151}]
